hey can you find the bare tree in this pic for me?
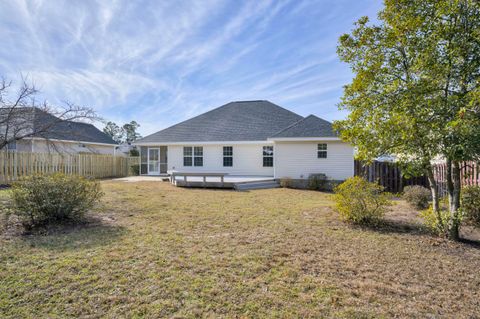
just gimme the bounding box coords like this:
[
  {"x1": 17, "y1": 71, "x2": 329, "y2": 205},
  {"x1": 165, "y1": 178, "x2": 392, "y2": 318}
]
[{"x1": 0, "y1": 76, "x2": 98, "y2": 151}]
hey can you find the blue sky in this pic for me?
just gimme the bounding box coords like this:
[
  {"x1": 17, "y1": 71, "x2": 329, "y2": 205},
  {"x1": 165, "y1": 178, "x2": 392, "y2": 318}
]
[{"x1": 0, "y1": 0, "x2": 382, "y2": 136}]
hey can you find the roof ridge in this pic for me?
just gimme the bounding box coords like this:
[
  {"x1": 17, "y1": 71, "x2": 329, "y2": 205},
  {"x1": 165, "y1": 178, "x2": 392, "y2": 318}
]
[
  {"x1": 269, "y1": 116, "x2": 308, "y2": 137},
  {"x1": 305, "y1": 114, "x2": 333, "y2": 124},
  {"x1": 231, "y1": 100, "x2": 266, "y2": 103},
  {"x1": 269, "y1": 113, "x2": 337, "y2": 138}
]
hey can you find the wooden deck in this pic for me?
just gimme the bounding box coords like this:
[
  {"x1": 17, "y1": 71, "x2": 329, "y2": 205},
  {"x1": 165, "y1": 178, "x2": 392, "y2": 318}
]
[{"x1": 171, "y1": 174, "x2": 275, "y2": 189}]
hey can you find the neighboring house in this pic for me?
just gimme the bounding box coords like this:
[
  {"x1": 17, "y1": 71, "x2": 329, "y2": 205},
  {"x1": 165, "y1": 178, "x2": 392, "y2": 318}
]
[
  {"x1": 135, "y1": 100, "x2": 354, "y2": 181},
  {"x1": 115, "y1": 143, "x2": 138, "y2": 156},
  {"x1": 2, "y1": 107, "x2": 118, "y2": 155}
]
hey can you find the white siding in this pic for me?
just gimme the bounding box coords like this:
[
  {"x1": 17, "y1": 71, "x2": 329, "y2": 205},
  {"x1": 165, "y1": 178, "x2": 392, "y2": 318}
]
[
  {"x1": 166, "y1": 144, "x2": 274, "y2": 176},
  {"x1": 274, "y1": 141, "x2": 354, "y2": 180}
]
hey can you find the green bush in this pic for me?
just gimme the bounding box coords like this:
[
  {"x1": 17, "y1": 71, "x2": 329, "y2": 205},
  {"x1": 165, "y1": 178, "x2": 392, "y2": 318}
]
[
  {"x1": 420, "y1": 205, "x2": 450, "y2": 235},
  {"x1": 11, "y1": 173, "x2": 103, "y2": 228},
  {"x1": 308, "y1": 174, "x2": 328, "y2": 191},
  {"x1": 333, "y1": 176, "x2": 390, "y2": 225},
  {"x1": 130, "y1": 164, "x2": 140, "y2": 176},
  {"x1": 461, "y1": 185, "x2": 480, "y2": 227},
  {"x1": 129, "y1": 148, "x2": 139, "y2": 156},
  {"x1": 403, "y1": 185, "x2": 431, "y2": 209}
]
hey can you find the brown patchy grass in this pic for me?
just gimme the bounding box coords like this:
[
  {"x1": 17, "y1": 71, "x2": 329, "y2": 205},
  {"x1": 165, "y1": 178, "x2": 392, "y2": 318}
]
[{"x1": 1, "y1": 181, "x2": 480, "y2": 318}]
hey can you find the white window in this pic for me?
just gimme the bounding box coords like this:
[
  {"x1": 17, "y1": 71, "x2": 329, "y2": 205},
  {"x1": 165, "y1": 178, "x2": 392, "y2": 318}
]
[
  {"x1": 194, "y1": 147, "x2": 203, "y2": 166},
  {"x1": 263, "y1": 146, "x2": 273, "y2": 167},
  {"x1": 183, "y1": 147, "x2": 192, "y2": 166},
  {"x1": 223, "y1": 146, "x2": 233, "y2": 167},
  {"x1": 184, "y1": 146, "x2": 203, "y2": 167},
  {"x1": 318, "y1": 143, "x2": 327, "y2": 158}
]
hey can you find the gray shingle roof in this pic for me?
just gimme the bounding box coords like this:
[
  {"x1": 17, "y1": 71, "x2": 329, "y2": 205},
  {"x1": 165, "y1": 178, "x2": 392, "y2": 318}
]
[
  {"x1": 137, "y1": 100, "x2": 304, "y2": 143},
  {"x1": 270, "y1": 115, "x2": 338, "y2": 138},
  {"x1": 0, "y1": 107, "x2": 117, "y2": 144},
  {"x1": 32, "y1": 108, "x2": 117, "y2": 144}
]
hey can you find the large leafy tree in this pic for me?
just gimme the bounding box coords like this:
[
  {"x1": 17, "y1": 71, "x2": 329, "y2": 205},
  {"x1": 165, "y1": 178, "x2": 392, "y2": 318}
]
[
  {"x1": 103, "y1": 120, "x2": 142, "y2": 144},
  {"x1": 335, "y1": 0, "x2": 480, "y2": 240},
  {"x1": 103, "y1": 121, "x2": 123, "y2": 143},
  {"x1": 122, "y1": 121, "x2": 142, "y2": 144}
]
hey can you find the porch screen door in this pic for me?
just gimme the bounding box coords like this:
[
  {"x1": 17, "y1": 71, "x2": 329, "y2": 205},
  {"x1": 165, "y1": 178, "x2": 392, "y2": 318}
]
[{"x1": 148, "y1": 148, "x2": 160, "y2": 174}]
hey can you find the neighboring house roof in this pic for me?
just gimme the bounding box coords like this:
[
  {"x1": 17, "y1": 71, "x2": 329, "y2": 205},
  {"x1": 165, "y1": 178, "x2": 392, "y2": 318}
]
[
  {"x1": 32, "y1": 108, "x2": 117, "y2": 144},
  {"x1": 270, "y1": 115, "x2": 338, "y2": 138},
  {"x1": 1, "y1": 107, "x2": 116, "y2": 145},
  {"x1": 137, "y1": 100, "x2": 304, "y2": 143}
]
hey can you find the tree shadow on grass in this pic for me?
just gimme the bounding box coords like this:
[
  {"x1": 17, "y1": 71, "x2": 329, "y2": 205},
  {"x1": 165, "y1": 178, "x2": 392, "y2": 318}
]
[
  {"x1": 360, "y1": 218, "x2": 432, "y2": 237},
  {"x1": 357, "y1": 219, "x2": 480, "y2": 249},
  {"x1": 18, "y1": 217, "x2": 128, "y2": 252}
]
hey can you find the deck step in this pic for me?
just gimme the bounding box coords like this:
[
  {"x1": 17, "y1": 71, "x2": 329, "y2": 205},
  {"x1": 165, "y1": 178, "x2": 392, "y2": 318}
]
[{"x1": 234, "y1": 180, "x2": 280, "y2": 191}]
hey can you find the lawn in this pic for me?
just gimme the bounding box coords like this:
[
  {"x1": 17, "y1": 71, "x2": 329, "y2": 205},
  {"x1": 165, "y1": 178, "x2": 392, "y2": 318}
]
[{"x1": 1, "y1": 180, "x2": 479, "y2": 318}]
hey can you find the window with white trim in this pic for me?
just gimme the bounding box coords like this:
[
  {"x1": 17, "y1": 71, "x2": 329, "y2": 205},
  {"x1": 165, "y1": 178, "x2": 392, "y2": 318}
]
[
  {"x1": 183, "y1": 147, "x2": 193, "y2": 166},
  {"x1": 194, "y1": 147, "x2": 203, "y2": 166},
  {"x1": 184, "y1": 146, "x2": 204, "y2": 166},
  {"x1": 317, "y1": 143, "x2": 327, "y2": 158},
  {"x1": 263, "y1": 146, "x2": 273, "y2": 167},
  {"x1": 223, "y1": 146, "x2": 233, "y2": 167}
]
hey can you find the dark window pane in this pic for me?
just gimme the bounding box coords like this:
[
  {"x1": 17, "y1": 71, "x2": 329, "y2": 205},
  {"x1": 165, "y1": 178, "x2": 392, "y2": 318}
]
[
  {"x1": 318, "y1": 143, "x2": 327, "y2": 151},
  {"x1": 184, "y1": 157, "x2": 192, "y2": 166},
  {"x1": 318, "y1": 151, "x2": 327, "y2": 158},
  {"x1": 183, "y1": 147, "x2": 192, "y2": 156},
  {"x1": 263, "y1": 157, "x2": 273, "y2": 167},
  {"x1": 223, "y1": 146, "x2": 233, "y2": 156},
  {"x1": 194, "y1": 147, "x2": 203, "y2": 156},
  {"x1": 223, "y1": 157, "x2": 233, "y2": 167},
  {"x1": 194, "y1": 157, "x2": 203, "y2": 166}
]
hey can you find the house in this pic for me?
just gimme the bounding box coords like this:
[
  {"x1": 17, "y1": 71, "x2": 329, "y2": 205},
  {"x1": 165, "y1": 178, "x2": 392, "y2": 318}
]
[
  {"x1": 2, "y1": 107, "x2": 118, "y2": 155},
  {"x1": 135, "y1": 101, "x2": 354, "y2": 183}
]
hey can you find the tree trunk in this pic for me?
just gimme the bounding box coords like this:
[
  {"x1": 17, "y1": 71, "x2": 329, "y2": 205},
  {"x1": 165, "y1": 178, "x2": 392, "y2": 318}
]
[
  {"x1": 450, "y1": 161, "x2": 461, "y2": 240},
  {"x1": 426, "y1": 166, "x2": 441, "y2": 223},
  {"x1": 446, "y1": 159, "x2": 461, "y2": 240}
]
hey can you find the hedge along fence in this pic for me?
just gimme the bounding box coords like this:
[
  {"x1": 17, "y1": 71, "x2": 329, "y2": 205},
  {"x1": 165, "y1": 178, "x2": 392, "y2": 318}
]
[{"x1": 0, "y1": 151, "x2": 140, "y2": 184}]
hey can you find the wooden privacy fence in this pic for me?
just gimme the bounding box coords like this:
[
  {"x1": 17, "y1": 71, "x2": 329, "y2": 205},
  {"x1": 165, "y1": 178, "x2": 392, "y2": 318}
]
[
  {"x1": 354, "y1": 160, "x2": 429, "y2": 193},
  {"x1": 432, "y1": 161, "x2": 480, "y2": 195},
  {"x1": 0, "y1": 151, "x2": 140, "y2": 184}
]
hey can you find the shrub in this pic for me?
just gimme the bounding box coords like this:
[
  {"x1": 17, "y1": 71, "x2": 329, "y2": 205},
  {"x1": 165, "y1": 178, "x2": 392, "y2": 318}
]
[
  {"x1": 280, "y1": 178, "x2": 294, "y2": 188},
  {"x1": 461, "y1": 185, "x2": 480, "y2": 227},
  {"x1": 129, "y1": 148, "x2": 139, "y2": 156},
  {"x1": 308, "y1": 174, "x2": 328, "y2": 191},
  {"x1": 11, "y1": 173, "x2": 103, "y2": 228},
  {"x1": 420, "y1": 204, "x2": 450, "y2": 235},
  {"x1": 333, "y1": 176, "x2": 390, "y2": 225},
  {"x1": 130, "y1": 164, "x2": 140, "y2": 176},
  {"x1": 403, "y1": 185, "x2": 431, "y2": 209}
]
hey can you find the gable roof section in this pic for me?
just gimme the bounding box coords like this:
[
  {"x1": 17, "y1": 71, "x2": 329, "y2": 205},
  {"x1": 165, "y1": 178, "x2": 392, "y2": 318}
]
[
  {"x1": 32, "y1": 108, "x2": 117, "y2": 144},
  {"x1": 137, "y1": 100, "x2": 304, "y2": 143},
  {"x1": 270, "y1": 115, "x2": 338, "y2": 138}
]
